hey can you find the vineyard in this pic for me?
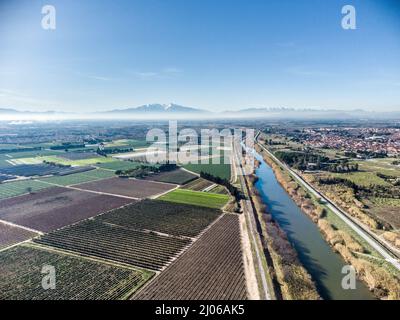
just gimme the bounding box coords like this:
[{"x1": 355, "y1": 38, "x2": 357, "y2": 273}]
[
  {"x1": 0, "y1": 245, "x2": 153, "y2": 300},
  {"x1": 0, "y1": 187, "x2": 133, "y2": 232},
  {"x1": 39, "y1": 169, "x2": 115, "y2": 186},
  {"x1": 97, "y1": 199, "x2": 222, "y2": 238},
  {"x1": 0, "y1": 164, "x2": 86, "y2": 177},
  {"x1": 0, "y1": 222, "x2": 38, "y2": 250},
  {"x1": 182, "y1": 178, "x2": 215, "y2": 191},
  {"x1": 144, "y1": 168, "x2": 197, "y2": 185},
  {"x1": 34, "y1": 219, "x2": 191, "y2": 271},
  {"x1": 74, "y1": 177, "x2": 175, "y2": 198},
  {"x1": 0, "y1": 180, "x2": 51, "y2": 200},
  {"x1": 133, "y1": 214, "x2": 247, "y2": 300}
]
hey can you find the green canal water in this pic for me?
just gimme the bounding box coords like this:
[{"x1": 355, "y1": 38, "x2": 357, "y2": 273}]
[{"x1": 253, "y1": 151, "x2": 374, "y2": 300}]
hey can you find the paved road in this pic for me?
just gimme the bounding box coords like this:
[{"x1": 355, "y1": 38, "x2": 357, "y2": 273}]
[
  {"x1": 232, "y1": 140, "x2": 272, "y2": 300},
  {"x1": 256, "y1": 139, "x2": 400, "y2": 272}
]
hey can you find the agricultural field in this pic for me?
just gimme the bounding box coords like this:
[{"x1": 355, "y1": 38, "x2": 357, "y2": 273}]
[
  {"x1": 144, "y1": 168, "x2": 197, "y2": 185},
  {"x1": 97, "y1": 199, "x2": 222, "y2": 238},
  {"x1": 133, "y1": 214, "x2": 247, "y2": 300},
  {"x1": 0, "y1": 180, "x2": 51, "y2": 200},
  {"x1": 13, "y1": 155, "x2": 114, "y2": 167},
  {"x1": 208, "y1": 184, "x2": 229, "y2": 195},
  {"x1": 159, "y1": 189, "x2": 230, "y2": 209},
  {"x1": 0, "y1": 222, "x2": 39, "y2": 250},
  {"x1": 96, "y1": 160, "x2": 144, "y2": 171},
  {"x1": 4, "y1": 149, "x2": 64, "y2": 160},
  {"x1": 182, "y1": 157, "x2": 231, "y2": 180},
  {"x1": 0, "y1": 144, "x2": 25, "y2": 150},
  {"x1": 0, "y1": 174, "x2": 14, "y2": 183},
  {"x1": 330, "y1": 171, "x2": 391, "y2": 187},
  {"x1": 34, "y1": 219, "x2": 190, "y2": 271},
  {"x1": 0, "y1": 154, "x2": 13, "y2": 168},
  {"x1": 106, "y1": 139, "x2": 150, "y2": 149},
  {"x1": 0, "y1": 187, "x2": 133, "y2": 232},
  {"x1": 0, "y1": 164, "x2": 93, "y2": 177},
  {"x1": 58, "y1": 151, "x2": 101, "y2": 160},
  {"x1": 358, "y1": 158, "x2": 400, "y2": 177},
  {"x1": 75, "y1": 177, "x2": 176, "y2": 198},
  {"x1": 0, "y1": 245, "x2": 153, "y2": 300},
  {"x1": 182, "y1": 177, "x2": 215, "y2": 191},
  {"x1": 39, "y1": 168, "x2": 115, "y2": 186}
]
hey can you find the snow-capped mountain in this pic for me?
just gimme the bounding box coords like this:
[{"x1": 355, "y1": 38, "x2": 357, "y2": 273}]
[{"x1": 105, "y1": 103, "x2": 207, "y2": 114}]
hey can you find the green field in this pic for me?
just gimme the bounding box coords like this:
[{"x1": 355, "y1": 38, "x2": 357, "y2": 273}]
[
  {"x1": 0, "y1": 144, "x2": 24, "y2": 150},
  {"x1": 357, "y1": 159, "x2": 400, "y2": 177},
  {"x1": 182, "y1": 156, "x2": 231, "y2": 180},
  {"x1": 208, "y1": 184, "x2": 229, "y2": 195},
  {"x1": 0, "y1": 154, "x2": 13, "y2": 168},
  {"x1": 96, "y1": 160, "x2": 145, "y2": 171},
  {"x1": 331, "y1": 171, "x2": 391, "y2": 187},
  {"x1": 370, "y1": 197, "x2": 400, "y2": 207},
  {"x1": 0, "y1": 180, "x2": 51, "y2": 200},
  {"x1": 158, "y1": 189, "x2": 230, "y2": 209},
  {"x1": 13, "y1": 155, "x2": 114, "y2": 166},
  {"x1": 39, "y1": 169, "x2": 115, "y2": 186},
  {"x1": 5, "y1": 150, "x2": 64, "y2": 159},
  {"x1": 106, "y1": 139, "x2": 150, "y2": 149}
]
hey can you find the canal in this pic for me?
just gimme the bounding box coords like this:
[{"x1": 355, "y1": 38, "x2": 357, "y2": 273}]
[{"x1": 253, "y1": 151, "x2": 374, "y2": 300}]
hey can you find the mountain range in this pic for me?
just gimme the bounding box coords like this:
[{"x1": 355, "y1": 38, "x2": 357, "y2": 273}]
[{"x1": 0, "y1": 104, "x2": 399, "y2": 120}]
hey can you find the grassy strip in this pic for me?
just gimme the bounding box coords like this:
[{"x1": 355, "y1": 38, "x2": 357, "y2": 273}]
[{"x1": 158, "y1": 189, "x2": 229, "y2": 209}]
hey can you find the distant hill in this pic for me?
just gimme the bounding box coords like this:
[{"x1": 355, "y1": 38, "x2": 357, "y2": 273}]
[
  {"x1": 0, "y1": 108, "x2": 61, "y2": 115},
  {"x1": 0, "y1": 108, "x2": 21, "y2": 114}
]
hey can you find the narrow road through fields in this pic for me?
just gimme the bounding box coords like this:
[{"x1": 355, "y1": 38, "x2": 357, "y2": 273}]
[
  {"x1": 0, "y1": 219, "x2": 43, "y2": 235},
  {"x1": 256, "y1": 135, "x2": 400, "y2": 272},
  {"x1": 35, "y1": 179, "x2": 141, "y2": 200},
  {"x1": 232, "y1": 140, "x2": 272, "y2": 300}
]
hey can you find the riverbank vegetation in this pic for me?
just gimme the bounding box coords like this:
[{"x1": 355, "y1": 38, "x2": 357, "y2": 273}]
[
  {"x1": 255, "y1": 143, "x2": 400, "y2": 300},
  {"x1": 246, "y1": 172, "x2": 320, "y2": 300}
]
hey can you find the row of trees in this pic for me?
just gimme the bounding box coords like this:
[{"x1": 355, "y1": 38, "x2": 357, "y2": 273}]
[
  {"x1": 326, "y1": 163, "x2": 359, "y2": 173},
  {"x1": 200, "y1": 171, "x2": 242, "y2": 202},
  {"x1": 116, "y1": 163, "x2": 177, "y2": 178}
]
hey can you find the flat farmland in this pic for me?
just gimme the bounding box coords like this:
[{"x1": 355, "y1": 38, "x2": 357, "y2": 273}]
[
  {"x1": 0, "y1": 222, "x2": 39, "y2": 250},
  {"x1": 0, "y1": 154, "x2": 13, "y2": 168},
  {"x1": 75, "y1": 177, "x2": 175, "y2": 198},
  {"x1": 39, "y1": 168, "x2": 115, "y2": 186},
  {"x1": 0, "y1": 174, "x2": 14, "y2": 183},
  {"x1": 6, "y1": 149, "x2": 63, "y2": 159},
  {"x1": 34, "y1": 219, "x2": 191, "y2": 271},
  {"x1": 0, "y1": 180, "x2": 51, "y2": 200},
  {"x1": 58, "y1": 152, "x2": 101, "y2": 160},
  {"x1": 0, "y1": 245, "x2": 153, "y2": 300},
  {"x1": 0, "y1": 187, "x2": 133, "y2": 232},
  {"x1": 159, "y1": 189, "x2": 230, "y2": 209},
  {"x1": 144, "y1": 168, "x2": 197, "y2": 185},
  {"x1": 133, "y1": 214, "x2": 247, "y2": 300},
  {"x1": 14, "y1": 155, "x2": 114, "y2": 167},
  {"x1": 97, "y1": 199, "x2": 222, "y2": 238},
  {"x1": 0, "y1": 164, "x2": 89, "y2": 177},
  {"x1": 183, "y1": 161, "x2": 231, "y2": 180},
  {"x1": 182, "y1": 178, "x2": 215, "y2": 191}
]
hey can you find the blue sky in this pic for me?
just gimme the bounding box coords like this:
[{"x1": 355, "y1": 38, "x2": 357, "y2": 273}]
[{"x1": 0, "y1": 0, "x2": 399, "y2": 112}]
